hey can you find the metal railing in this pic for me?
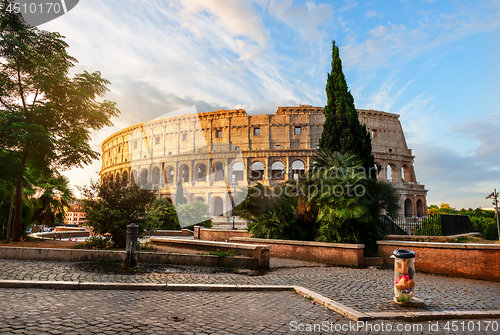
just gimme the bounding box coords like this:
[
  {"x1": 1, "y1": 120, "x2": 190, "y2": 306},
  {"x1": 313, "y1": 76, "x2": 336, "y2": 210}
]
[{"x1": 384, "y1": 214, "x2": 441, "y2": 236}]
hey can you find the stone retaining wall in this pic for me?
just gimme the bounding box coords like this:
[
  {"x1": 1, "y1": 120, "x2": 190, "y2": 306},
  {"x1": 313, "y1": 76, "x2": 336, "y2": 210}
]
[
  {"x1": 150, "y1": 237, "x2": 269, "y2": 268},
  {"x1": 229, "y1": 237, "x2": 364, "y2": 267},
  {"x1": 37, "y1": 231, "x2": 90, "y2": 239},
  {"x1": 377, "y1": 240, "x2": 500, "y2": 281},
  {"x1": 150, "y1": 229, "x2": 193, "y2": 237},
  {"x1": 55, "y1": 227, "x2": 86, "y2": 232},
  {"x1": 0, "y1": 247, "x2": 258, "y2": 269},
  {"x1": 195, "y1": 227, "x2": 252, "y2": 241}
]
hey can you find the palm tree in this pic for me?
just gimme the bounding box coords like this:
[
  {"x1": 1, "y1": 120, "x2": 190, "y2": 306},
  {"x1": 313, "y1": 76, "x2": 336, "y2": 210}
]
[
  {"x1": 237, "y1": 181, "x2": 317, "y2": 240},
  {"x1": 32, "y1": 175, "x2": 73, "y2": 226},
  {"x1": 298, "y1": 149, "x2": 399, "y2": 251}
]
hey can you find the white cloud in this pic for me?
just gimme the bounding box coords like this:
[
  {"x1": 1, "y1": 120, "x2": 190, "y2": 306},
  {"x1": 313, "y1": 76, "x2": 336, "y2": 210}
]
[
  {"x1": 266, "y1": 0, "x2": 335, "y2": 39},
  {"x1": 412, "y1": 142, "x2": 500, "y2": 209},
  {"x1": 341, "y1": 0, "x2": 358, "y2": 11},
  {"x1": 179, "y1": 0, "x2": 270, "y2": 46},
  {"x1": 366, "y1": 10, "x2": 381, "y2": 18},
  {"x1": 454, "y1": 118, "x2": 500, "y2": 158}
]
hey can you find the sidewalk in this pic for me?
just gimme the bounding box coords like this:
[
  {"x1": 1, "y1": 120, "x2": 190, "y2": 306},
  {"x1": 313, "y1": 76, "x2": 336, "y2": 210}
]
[{"x1": 1, "y1": 258, "x2": 499, "y2": 316}]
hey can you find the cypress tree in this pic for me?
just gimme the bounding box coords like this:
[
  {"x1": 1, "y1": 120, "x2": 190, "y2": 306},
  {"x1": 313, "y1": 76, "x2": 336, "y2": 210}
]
[
  {"x1": 319, "y1": 41, "x2": 376, "y2": 178},
  {"x1": 175, "y1": 181, "x2": 186, "y2": 205}
]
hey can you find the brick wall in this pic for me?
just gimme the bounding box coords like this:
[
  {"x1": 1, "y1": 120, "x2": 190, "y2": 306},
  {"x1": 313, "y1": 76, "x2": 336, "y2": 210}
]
[
  {"x1": 150, "y1": 229, "x2": 194, "y2": 237},
  {"x1": 198, "y1": 228, "x2": 252, "y2": 241},
  {"x1": 230, "y1": 237, "x2": 364, "y2": 266},
  {"x1": 150, "y1": 238, "x2": 270, "y2": 268},
  {"x1": 377, "y1": 241, "x2": 500, "y2": 281}
]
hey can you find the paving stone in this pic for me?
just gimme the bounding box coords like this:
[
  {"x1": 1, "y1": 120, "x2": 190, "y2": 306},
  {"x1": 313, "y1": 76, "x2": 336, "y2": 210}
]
[{"x1": 1, "y1": 259, "x2": 499, "y2": 314}]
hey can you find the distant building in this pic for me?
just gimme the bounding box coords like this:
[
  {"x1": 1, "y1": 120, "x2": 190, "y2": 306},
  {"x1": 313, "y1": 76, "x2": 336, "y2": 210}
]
[
  {"x1": 64, "y1": 200, "x2": 87, "y2": 225},
  {"x1": 100, "y1": 106, "x2": 428, "y2": 218}
]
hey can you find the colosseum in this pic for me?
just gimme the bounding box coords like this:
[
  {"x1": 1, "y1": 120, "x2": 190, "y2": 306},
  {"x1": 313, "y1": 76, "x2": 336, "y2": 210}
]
[{"x1": 100, "y1": 105, "x2": 428, "y2": 223}]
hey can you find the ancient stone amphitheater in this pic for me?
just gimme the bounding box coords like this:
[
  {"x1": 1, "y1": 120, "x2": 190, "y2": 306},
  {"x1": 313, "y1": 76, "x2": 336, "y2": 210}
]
[{"x1": 100, "y1": 105, "x2": 428, "y2": 220}]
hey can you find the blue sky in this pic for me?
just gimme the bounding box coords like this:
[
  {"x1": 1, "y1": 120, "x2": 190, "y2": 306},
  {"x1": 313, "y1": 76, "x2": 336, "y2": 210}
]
[{"x1": 41, "y1": 0, "x2": 500, "y2": 209}]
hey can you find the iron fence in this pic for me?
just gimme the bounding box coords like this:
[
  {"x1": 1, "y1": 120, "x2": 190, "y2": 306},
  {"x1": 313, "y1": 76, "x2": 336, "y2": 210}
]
[
  {"x1": 384, "y1": 214, "x2": 475, "y2": 236},
  {"x1": 384, "y1": 214, "x2": 441, "y2": 236}
]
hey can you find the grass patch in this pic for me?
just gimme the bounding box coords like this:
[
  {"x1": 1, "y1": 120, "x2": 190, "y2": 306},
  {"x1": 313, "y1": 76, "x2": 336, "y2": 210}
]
[
  {"x1": 72, "y1": 236, "x2": 114, "y2": 250},
  {"x1": 138, "y1": 241, "x2": 158, "y2": 252},
  {"x1": 208, "y1": 248, "x2": 238, "y2": 257}
]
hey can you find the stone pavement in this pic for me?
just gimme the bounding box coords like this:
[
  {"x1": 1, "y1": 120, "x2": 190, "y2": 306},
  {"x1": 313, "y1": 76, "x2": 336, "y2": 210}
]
[
  {"x1": 1, "y1": 288, "x2": 500, "y2": 334},
  {"x1": 0, "y1": 259, "x2": 499, "y2": 314}
]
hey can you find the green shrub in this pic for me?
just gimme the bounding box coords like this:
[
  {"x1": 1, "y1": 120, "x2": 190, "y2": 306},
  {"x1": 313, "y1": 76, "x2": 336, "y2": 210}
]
[
  {"x1": 208, "y1": 249, "x2": 238, "y2": 257},
  {"x1": 470, "y1": 217, "x2": 499, "y2": 240},
  {"x1": 72, "y1": 236, "x2": 113, "y2": 250},
  {"x1": 415, "y1": 216, "x2": 441, "y2": 236}
]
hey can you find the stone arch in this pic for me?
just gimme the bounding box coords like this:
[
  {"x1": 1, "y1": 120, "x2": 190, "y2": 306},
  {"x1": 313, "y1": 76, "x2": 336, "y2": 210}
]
[
  {"x1": 166, "y1": 166, "x2": 174, "y2": 184},
  {"x1": 387, "y1": 163, "x2": 396, "y2": 182},
  {"x1": 404, "y1": 198, "x2": 413, "y2": 217},
  {"x1": 180, "y1": 164, "x2": 189, "y2": 183},
  {"x1": 374, "y1": 162, "x2": 382, "y2": 180},
  {"x1": 213, "y1": 196, "x2": 224, "y2": 216},
  {"x1": 416, "y1": 199, "x2": 424, "y2": 217},
  {"x1": 140, "y1": 168, "x2": 148, "y2": 185},
  {"x1": 214, "y1": 162, "x2": 224, "y2": 181},
  {"x1": 271, "y1": 161, "x2": 285, "y2": 180},
  {"x1": 152, "y1": 167, "x2": 160, "y2": 185},
  {"x1": 231, "y1": 161, "x2": 245, "y2": 181},
  {"x1": 402, "y1": 164, "x2": 411, "y2": 183},
  {"x1": 195, "y1": 196, "x2": 205, "y2": 203},
  {"x1": 291, "y1": 160, "x2": 305, "y2": 180},
  {"x1": 195, "y1": 163, "x2": 207, "y2": 182},
  {"x1": 251, "y1": 161, "x2": 265, "y2": 180},
  {"x1": 131, "y1": 170, "x2": 137, "y2": 184},
  {"x1": 114, "y1": 172, "x2": 120, "y2": 183}
]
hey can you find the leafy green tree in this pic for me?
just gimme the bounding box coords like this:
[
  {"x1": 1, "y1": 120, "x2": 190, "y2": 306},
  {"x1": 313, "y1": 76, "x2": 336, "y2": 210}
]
[
  {"x1": 319, "y1": 41, "x2": 375, "y2": 178},
  {"x1": 32, "y1": 175, "x2": 73, "y2": 226},
  {"x1": 470, "y1": 216, "x2": 498, "y2": 240},
  {"x1": 0, "y1": 5, "x2": 119, "y2": 241},
  {"x1": 148, "y1": 198, "x2": 211, "y2": 230},
  {"x1": 80, "y1": 178, "x2": 157, "y2": 248},
  {"x1": 175, "y1": 181, "x2": 186, "y2": 205},
  {"x1": 175, "y1": 201, "x2": 212, "y2": 229},
  {"x1": 149, "y1": 198, "x2": 180, "y2": 230}
]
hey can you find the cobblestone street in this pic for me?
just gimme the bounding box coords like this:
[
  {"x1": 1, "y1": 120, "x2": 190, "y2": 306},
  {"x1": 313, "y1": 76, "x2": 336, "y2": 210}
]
[
  {"x1": 1, "y1": 288, "x2": 500, "y2": 334},
  {"x1": 0, "y1": 259, "x2": 499, "y2": 314}
]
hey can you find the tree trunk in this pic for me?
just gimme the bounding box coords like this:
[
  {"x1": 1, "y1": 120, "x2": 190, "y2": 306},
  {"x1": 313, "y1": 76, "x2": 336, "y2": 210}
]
[
  {"x1": 11, "y1": 179, "x2": 23, "y2": 242},
  {"x1": 6, "y1": 184, "x2": 14, "y2": 242}
]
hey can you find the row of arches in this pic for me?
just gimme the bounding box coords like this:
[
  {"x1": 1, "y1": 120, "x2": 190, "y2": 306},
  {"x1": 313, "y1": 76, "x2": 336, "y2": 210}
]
[
  {"x1": 109, "y1": 159, "x2": 307, "y2": 186},
  {"x1": 404, "y1": 198, "x2": 425, "y2": 217},
  {"x1": 110, "y1": 160, "x2": 415, "y2": 187},
  {"x1": 378, "y1": 163, "x2": 414, "y2": 184}
]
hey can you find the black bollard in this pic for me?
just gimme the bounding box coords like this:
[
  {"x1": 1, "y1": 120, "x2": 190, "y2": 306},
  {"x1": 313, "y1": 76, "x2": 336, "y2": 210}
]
[{"x1": 122, "y1": 223, "x2": 139, "y2": 269}]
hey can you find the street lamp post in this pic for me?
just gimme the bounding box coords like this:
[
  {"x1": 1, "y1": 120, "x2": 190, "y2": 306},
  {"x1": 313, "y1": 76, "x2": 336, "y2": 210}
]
[{"x1": 486, "y1": 189, "x2": 500, "y2": 241}]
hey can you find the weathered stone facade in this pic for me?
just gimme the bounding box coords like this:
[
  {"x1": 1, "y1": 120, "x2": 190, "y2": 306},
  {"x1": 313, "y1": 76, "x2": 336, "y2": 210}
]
[{"x1": 100, "y1": 106, "x2": 427, "y2": 217}]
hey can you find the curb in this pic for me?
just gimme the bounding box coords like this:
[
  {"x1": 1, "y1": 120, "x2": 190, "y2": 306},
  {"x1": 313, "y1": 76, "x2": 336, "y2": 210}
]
[
  {"x1": 0, "y1": 280, "x2": 294, "y2": 292},
  {"x1": 1, "y1": 280, "x2": 499, "y2": 322}
]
